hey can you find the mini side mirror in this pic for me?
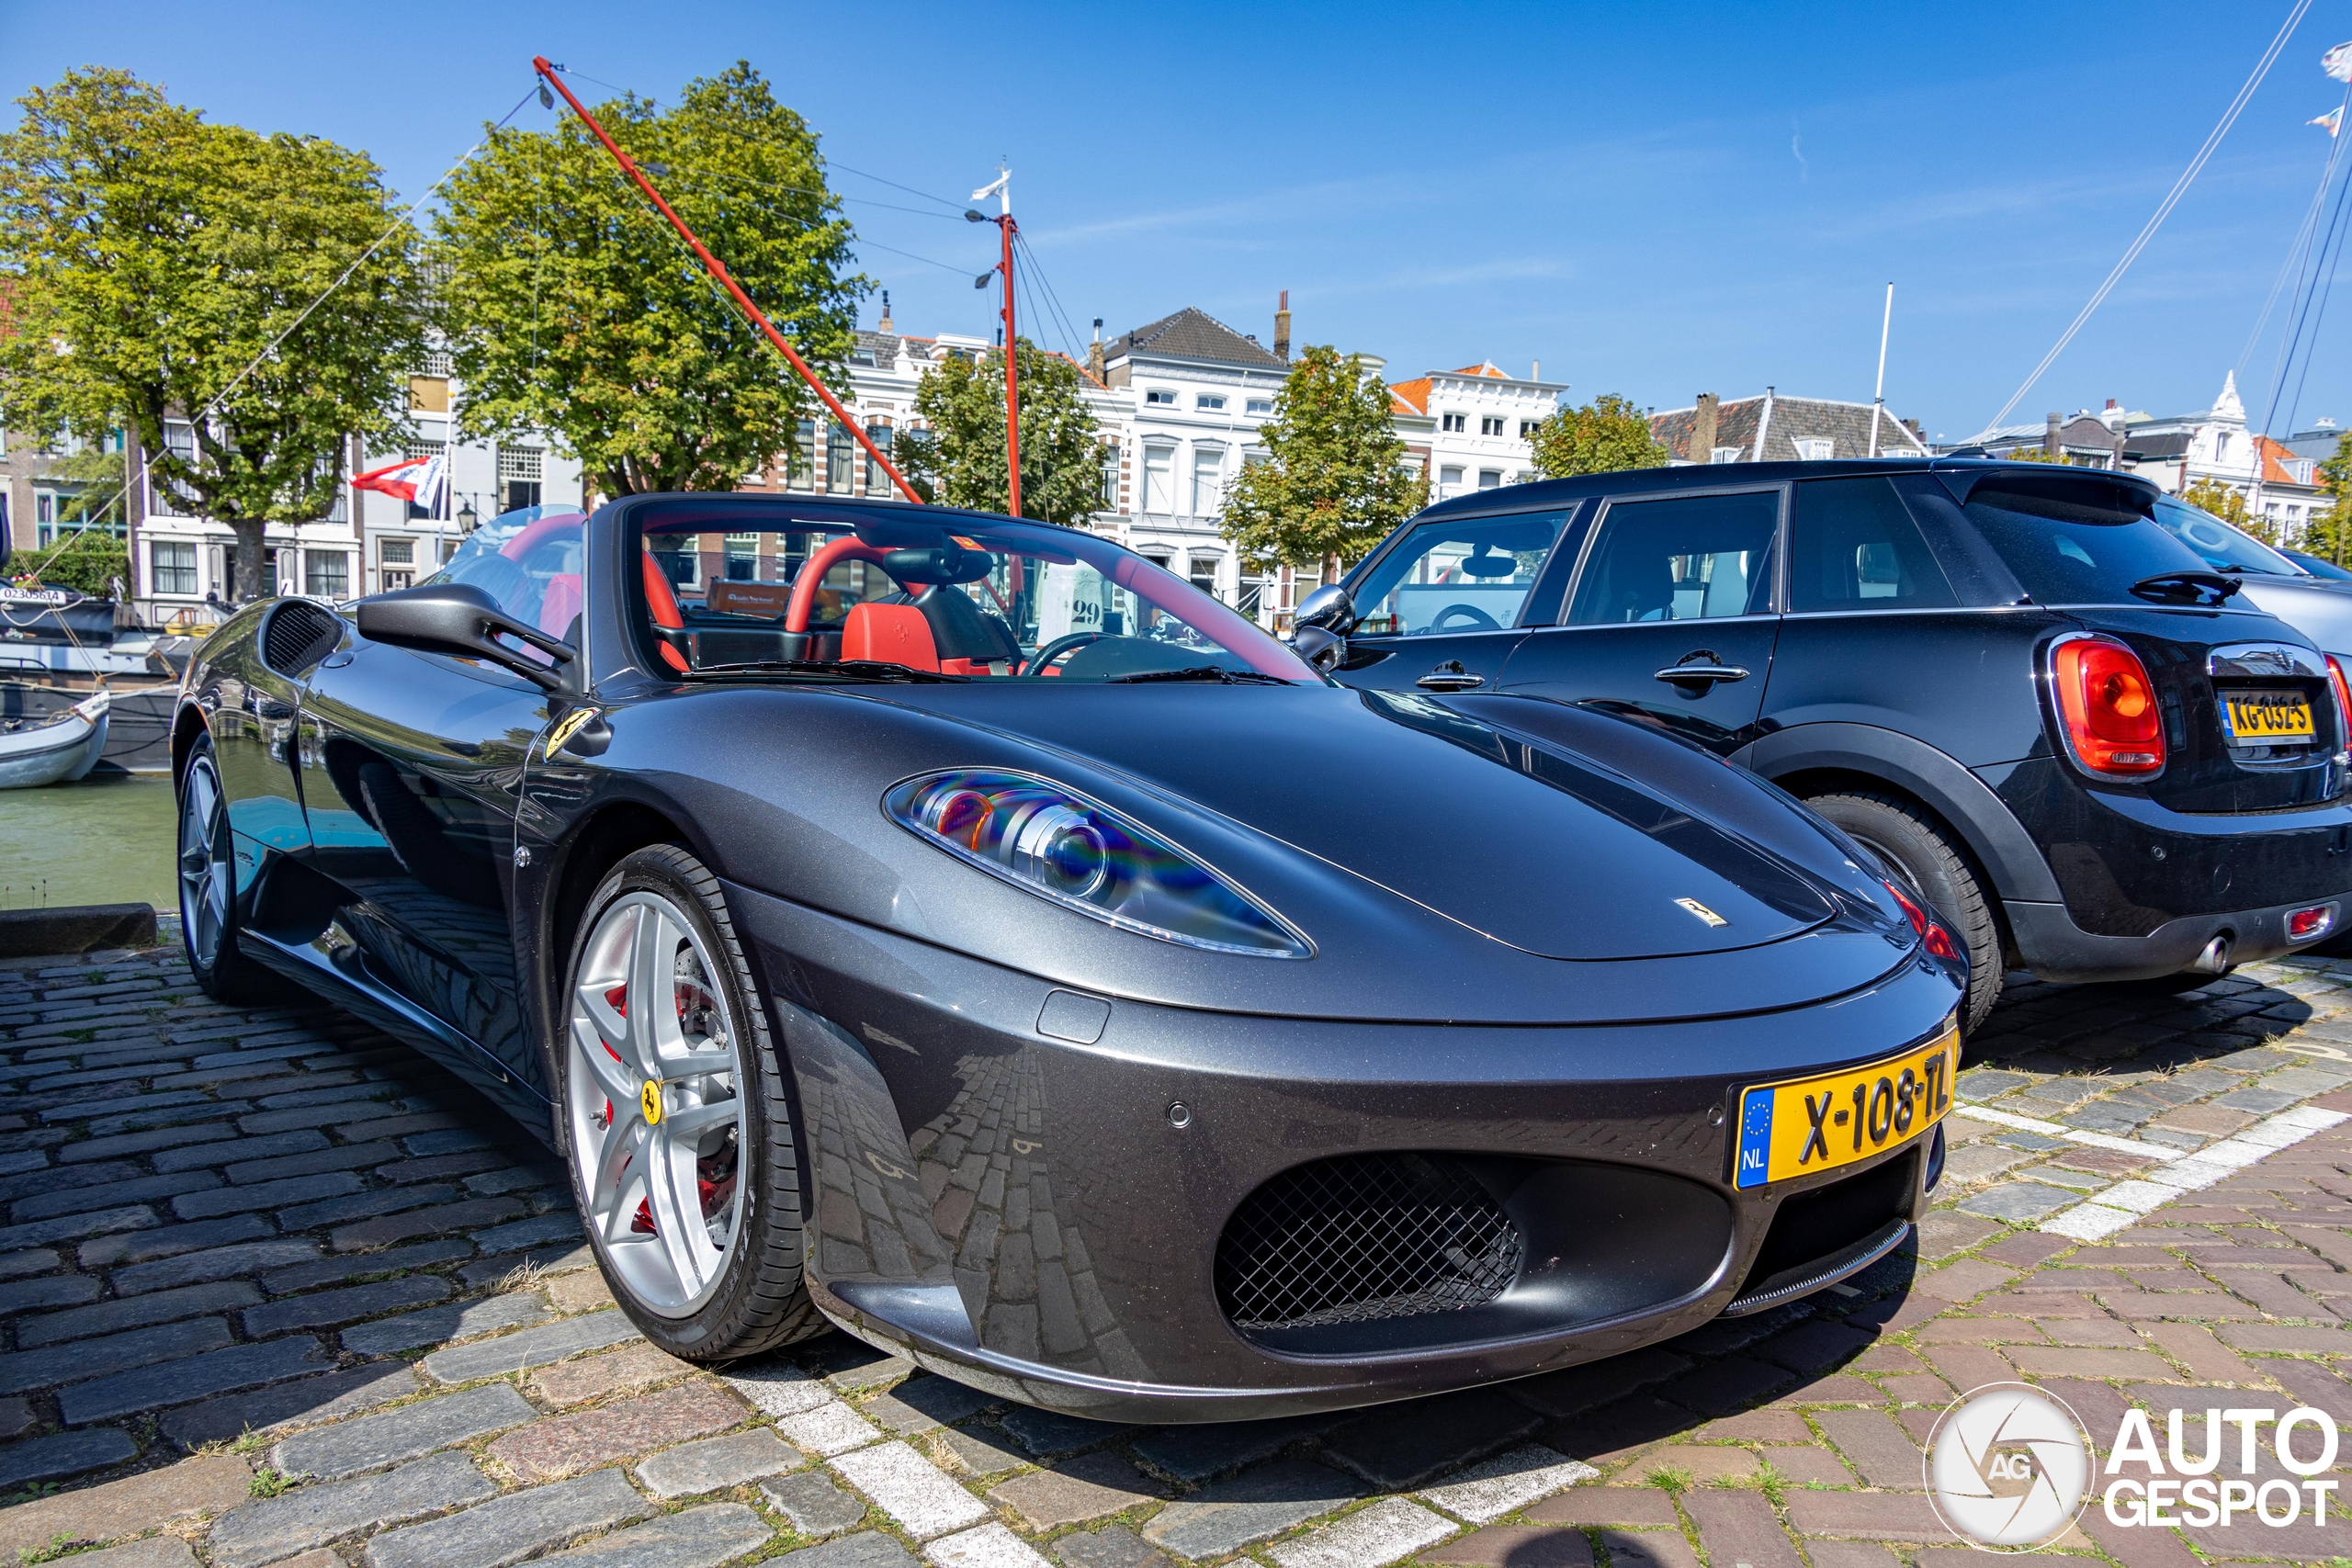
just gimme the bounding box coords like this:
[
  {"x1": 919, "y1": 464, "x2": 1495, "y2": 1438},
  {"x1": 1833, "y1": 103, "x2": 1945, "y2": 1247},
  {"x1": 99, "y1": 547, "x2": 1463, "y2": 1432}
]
[
  {"x1": 356, "y1": 581, "x2": 575, "y2": 692},
  {"x1": 1290, "y1": 584, "x2": 1356, "y2": 674},
  {"x1": 1294, "y1": 583, "x2": 1358, "y2": 635}
]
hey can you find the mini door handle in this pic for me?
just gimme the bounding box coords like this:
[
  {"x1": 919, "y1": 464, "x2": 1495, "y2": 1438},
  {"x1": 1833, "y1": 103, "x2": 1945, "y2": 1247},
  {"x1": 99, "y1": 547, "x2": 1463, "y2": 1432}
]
[
  {"x1": 1418, "y1": 660, "x2": 1484, "y2": 692},
  {"x1": 1654, "y1": 663, "x2": 1749, "y2": 688}
]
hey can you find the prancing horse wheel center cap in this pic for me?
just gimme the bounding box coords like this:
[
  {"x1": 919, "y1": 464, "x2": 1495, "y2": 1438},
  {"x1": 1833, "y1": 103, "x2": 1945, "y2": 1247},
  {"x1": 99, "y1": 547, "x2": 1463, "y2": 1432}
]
[{"x1": 639, "y1": 1082, "x2": 662, "y2": 1125}]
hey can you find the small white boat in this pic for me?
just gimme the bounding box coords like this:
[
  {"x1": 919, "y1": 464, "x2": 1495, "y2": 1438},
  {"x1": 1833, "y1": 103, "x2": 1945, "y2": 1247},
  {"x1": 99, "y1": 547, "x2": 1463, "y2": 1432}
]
[{"x1": 0, "y1": 691, "x2": 110, "y2": 788}]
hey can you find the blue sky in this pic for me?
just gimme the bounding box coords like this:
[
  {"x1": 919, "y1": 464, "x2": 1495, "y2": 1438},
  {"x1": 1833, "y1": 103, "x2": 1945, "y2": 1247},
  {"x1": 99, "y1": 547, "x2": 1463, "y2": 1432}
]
[{"x1": 6, "y1": 0, "x2": 2352, "y2": 442}]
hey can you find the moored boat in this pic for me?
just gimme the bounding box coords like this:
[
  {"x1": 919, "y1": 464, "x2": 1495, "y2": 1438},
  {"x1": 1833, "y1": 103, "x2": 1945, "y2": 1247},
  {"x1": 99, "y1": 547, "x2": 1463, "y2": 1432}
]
[{"x1": 0, "y1": 691, "x2": 110, "y2": 789}]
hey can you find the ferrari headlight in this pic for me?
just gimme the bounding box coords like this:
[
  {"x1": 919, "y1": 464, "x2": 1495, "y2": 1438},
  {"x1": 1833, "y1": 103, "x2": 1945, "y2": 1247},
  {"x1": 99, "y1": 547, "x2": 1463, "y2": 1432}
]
[{"x1": 887, "y1": 769, "x2": 1310, "y2": 958}]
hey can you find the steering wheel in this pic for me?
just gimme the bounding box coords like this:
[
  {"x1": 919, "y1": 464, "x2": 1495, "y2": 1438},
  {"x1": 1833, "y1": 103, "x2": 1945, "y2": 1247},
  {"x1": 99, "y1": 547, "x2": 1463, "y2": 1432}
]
[
  {"x1": 1430, "y1": 603, "x2": 1501, "y2": 632},
  {"x1": 1022, "y1": 631, "x2": 1111, "y2": 677}
]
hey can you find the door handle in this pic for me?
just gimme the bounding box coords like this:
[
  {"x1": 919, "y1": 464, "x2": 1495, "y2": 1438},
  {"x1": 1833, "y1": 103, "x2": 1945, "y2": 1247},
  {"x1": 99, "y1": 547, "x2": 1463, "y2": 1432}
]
[
  {"x1": 1654, "y1": 662, "x2": 1750, "y2": 693},
  {"x1": 1418, "y1": 660, "x2": 1484, "y2": 693}
]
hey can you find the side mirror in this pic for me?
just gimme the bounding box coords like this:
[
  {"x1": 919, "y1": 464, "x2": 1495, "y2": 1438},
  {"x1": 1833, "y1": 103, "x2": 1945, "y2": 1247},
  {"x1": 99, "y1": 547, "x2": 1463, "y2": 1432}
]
[
  {"x1": 1294, "y1": 583, "x2": 1358, "y2": 635},
  {"x1": 356, "y1": 581, "x2": 575, "y2": 693},
  {"x1": 1290, "y1": 584, "x2": 1356, "y2": 674}
]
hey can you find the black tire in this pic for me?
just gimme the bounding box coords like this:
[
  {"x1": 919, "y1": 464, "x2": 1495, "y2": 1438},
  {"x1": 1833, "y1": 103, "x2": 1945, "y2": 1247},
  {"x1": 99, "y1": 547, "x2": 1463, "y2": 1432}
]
[
  {"x1": 175, "y1": 733, "x2": 293, "y2": 1004},
  {"x1": 1807, "y1": 790, "x2": 2005, "y2": 1034},
  {"x1": 557, "y1": 843, "x2": 823, "y2": 1360}
]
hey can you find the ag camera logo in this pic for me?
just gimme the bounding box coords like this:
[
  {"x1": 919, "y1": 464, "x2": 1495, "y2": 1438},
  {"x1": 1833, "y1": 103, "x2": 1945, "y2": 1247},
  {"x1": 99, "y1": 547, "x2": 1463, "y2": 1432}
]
[
  {"x1": 1926, "y1": 1384, "x2": 2346, "y2": 1551},
  {"x1": 1926, "y1": 1384, "x2": 2092, "y2": 1550}
]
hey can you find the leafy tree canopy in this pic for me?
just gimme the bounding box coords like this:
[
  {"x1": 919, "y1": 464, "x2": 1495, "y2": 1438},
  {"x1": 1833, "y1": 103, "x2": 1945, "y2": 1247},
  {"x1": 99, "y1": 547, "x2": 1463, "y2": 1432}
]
[
  {"x1": 893, "y1": 338, "x2": 1102, "y2": 524},
  {"x1": 2179, "y1": 475, "x2": 2277, "y2": 544},
  {"x1": 2304, "y1": 432, "x2": 2352, "y2": 567},
  {"x1": 0, "y1": 68, "x2": 428, "y2": 598},
  {"x1": 1220, "y1": 344, "x2": 1424, "y2": 579},
  {"x1": 1526, "y1": 393, "x2": 1668, "y2": 478},
  {"x1": 435, "y1": 62, "x2": 865, "y2": 498}
]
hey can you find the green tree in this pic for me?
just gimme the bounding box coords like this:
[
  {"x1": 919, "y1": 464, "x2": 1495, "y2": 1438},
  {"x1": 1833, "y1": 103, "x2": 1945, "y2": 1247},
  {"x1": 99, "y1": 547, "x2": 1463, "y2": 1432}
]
[
  {"x1": 2307, "y1": 432, "x2": 2352, "y2": 567},
  {"x1": 2179, "y1": 475, "x2": 2278, "y2": 544},
  {"x1": 1527, "y1": 393, "x2": 1668, "y2": 477},
  {"x1": 893, "y1": 339, "x2": 1102, "y2": 524},
  {"x1": 14, "y1": 442, "x2": 130, "y2": 595},
  {"x1": 435, "y1": 62, "x2": 865, "y2": 498},
  {"x1": 0, "y1": 69, "x2": 428, "y2": 600},
  {"x1": 1219, "y1": 344, "x2": 1425, "y2": 581},
  {"x1": 2003, "y1": 445, "x2": 2065, "y2": 463}
]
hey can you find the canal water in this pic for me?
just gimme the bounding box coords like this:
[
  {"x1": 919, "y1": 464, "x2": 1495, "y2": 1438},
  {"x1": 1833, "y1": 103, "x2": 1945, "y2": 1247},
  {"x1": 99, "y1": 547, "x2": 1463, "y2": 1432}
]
[{"x1": 0, "y1": 771, "x2": 177, "y2": 911}]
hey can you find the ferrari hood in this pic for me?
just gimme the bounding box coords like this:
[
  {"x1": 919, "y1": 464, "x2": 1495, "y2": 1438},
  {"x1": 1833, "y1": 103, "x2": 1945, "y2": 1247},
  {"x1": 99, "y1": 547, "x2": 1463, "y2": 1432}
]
[{"x1": 928, "y1": 685, "x2": 1848, "y2": 962}]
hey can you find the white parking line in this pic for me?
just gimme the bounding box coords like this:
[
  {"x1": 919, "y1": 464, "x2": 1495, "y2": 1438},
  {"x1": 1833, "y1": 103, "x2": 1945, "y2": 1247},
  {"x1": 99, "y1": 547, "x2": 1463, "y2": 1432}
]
[{"x1": 2038, "y1": 1106, "x2": 2348, "y2": 1241}]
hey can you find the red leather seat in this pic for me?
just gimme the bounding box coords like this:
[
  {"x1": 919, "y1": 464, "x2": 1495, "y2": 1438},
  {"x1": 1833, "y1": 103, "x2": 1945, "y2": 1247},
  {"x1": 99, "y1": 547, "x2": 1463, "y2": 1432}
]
[
  {"x1": 842, "y1": 604, "x2": 940, "y2": 671},
  {"x1": 642, "y1": 557, "x2": 691, "y2": 673}
]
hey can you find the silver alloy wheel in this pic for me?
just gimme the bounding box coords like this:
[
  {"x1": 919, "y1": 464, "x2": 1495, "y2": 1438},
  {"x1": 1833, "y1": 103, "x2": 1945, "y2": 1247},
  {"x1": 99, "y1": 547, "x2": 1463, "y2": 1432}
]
[
  {"x1": 178, "y1": 755, "x2": 232, "y2": 973},
  {"x1": 567, "y1": 890, "x2": 748, "y2": 1317}
]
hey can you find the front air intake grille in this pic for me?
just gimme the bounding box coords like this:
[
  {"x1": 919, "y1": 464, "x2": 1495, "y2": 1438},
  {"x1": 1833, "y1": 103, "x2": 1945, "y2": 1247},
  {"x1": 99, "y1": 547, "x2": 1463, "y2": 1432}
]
[
  {"x1": 1216, "y1": 1153, "x2": 1522, "y2": 1332},
  {"x1": 261, "y1": 600, "x2": 341, "y2": 678}
]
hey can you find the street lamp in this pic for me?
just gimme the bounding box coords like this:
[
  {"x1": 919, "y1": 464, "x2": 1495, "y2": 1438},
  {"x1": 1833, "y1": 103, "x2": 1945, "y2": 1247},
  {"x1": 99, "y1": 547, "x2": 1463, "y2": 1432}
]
[{"x1": 457, "y1": 500, "x2": 479, "y2": 535}]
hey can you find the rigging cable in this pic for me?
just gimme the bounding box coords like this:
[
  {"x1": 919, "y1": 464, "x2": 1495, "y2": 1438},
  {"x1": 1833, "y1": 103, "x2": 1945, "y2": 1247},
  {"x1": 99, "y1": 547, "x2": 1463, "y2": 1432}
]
[{"x1": 1974, "y1": 0, "x2": 2310, "y2": 440}]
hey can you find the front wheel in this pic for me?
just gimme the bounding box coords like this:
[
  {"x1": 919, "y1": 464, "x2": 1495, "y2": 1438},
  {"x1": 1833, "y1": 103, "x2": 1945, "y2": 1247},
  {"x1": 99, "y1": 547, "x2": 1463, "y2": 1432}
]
[
  {"x1": 1806, "y1": 790, "x2": 2005, "y2": 1034},
  {"x1": 175, "y1": 734, "x2": 290, "y2": 1003},
  {"x1": 559, "y1": 844, "x2": 822, "y2": 1359}
]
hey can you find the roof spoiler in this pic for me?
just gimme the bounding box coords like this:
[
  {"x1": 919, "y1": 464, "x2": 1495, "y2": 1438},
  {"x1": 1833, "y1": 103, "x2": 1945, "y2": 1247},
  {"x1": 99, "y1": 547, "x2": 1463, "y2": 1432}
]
[{"x1": 1928, "y1": 464, "x2": 2157, "y2": 516}]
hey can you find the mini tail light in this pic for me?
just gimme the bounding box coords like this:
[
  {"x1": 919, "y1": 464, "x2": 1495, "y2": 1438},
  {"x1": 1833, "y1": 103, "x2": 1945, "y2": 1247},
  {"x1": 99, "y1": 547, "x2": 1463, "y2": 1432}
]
[
  {"x1": 2327, "y1": 656, "x2": 2352, "y2": 752},
  {"x1": 2049, "y1": 634, "x2": 2165, "y2": 777},
  {"x1": 2288, "y1": 902, "x2": 2337, "y2": 942},
  {"x1": 1882, "y1": 878, "x2": 1961, "y2": 963}
]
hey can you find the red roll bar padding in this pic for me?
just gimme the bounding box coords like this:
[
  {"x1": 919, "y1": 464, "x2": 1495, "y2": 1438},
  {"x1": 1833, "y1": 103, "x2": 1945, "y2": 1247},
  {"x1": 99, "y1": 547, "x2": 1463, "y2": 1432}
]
[
  {"x1": 498, "y1": 512, "x2": 587, "y2": 561},
  {"x1": 785, "y1": 536, "x2": 897, "y2": 633}
]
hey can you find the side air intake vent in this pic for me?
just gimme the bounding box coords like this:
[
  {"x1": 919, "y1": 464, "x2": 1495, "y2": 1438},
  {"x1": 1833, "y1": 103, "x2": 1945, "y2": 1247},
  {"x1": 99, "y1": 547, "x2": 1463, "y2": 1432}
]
[
  {"x1": 1216, "y1": 1153, "x2": 1521, "y2": 1333},
  {"x1": 261, "y1": 599, "x2": 342, "y2": 678}
]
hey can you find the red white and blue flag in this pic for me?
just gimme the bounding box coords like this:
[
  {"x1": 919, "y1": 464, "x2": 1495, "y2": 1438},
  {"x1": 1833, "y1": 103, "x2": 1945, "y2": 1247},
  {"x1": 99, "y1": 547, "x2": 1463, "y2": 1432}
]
[{"x1": 352, "y1": 453, "x2": 447, "y2": 513}]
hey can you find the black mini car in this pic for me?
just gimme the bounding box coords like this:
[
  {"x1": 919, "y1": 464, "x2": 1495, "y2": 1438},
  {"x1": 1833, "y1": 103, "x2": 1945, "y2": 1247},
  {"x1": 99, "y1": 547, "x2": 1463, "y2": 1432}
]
[
  {"x1": 1310, "y1": 460, "x2": 2352, "y2": 1029},
  {"x1": 172, "y1": 494, "x2": 1966, "y2": 1420}
]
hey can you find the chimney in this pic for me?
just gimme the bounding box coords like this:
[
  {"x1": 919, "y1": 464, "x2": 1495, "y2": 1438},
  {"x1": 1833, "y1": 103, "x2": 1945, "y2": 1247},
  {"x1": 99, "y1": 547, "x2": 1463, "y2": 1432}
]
[
  {"x1": 877, "y1": 289, "x2": 893, "y2": 334},
  {"x1": 1531, "y1": 359, "x2": 1540, "y2": 381},
  {"x1": 1089, "y1": 318, "x2": 1104, "y2": 383},
  {"x1": 1273, "y1": 290, "x2": 1291, "y2": 362},
  {"x1": 2105, "y1": 398, "x2": 2118, "y2": 410},
  {"x1": 1691, "y1": 392, "x2": 1720, "y2": 463},
  {"x1": 2045, "y1": 411, "x2": 2062, "y2": 457}
]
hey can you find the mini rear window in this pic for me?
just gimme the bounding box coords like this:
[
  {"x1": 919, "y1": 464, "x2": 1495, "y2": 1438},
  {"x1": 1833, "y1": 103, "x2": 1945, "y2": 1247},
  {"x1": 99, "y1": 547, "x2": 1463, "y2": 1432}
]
[{"x1": 1961, "y1": 479, "x2": 2207, "y2": 605}]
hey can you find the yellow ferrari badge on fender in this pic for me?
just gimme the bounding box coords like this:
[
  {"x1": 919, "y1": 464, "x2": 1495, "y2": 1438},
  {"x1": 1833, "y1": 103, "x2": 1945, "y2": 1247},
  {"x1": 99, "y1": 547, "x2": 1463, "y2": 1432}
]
[
  {"x1": 545, "y1": 706, "x2": 602, "y2": 759},
  {"x1": 639, "y1": 1082, "x2": 663, "y2": 1125}
]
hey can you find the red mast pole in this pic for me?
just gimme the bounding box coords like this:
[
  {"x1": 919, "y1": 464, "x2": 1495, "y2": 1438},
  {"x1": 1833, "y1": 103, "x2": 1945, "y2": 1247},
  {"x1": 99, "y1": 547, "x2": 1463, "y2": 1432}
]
[
  {"x1": 998, "y1": 215, "x2": 1022, "y2": 520},
  {"x1": 530, "y1": 56, "x2": 922, "y2": 504}
]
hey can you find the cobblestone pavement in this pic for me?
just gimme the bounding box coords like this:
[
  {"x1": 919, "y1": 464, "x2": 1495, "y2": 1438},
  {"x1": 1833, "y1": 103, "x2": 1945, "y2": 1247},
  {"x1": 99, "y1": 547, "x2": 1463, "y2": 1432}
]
[{"x1": 5, "y1": 936, "x2": 2352, "y2": 1567}]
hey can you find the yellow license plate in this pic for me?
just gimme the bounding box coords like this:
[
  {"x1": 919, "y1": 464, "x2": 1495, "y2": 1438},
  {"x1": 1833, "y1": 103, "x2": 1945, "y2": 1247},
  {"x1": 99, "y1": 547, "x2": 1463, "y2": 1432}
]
[
  {"x1": 1733, "y1": 1028, "x2": 1955, "y2": 1189},
  {"x1": 2222, "y1": 691, "x2": 2314, "y2": 744}
]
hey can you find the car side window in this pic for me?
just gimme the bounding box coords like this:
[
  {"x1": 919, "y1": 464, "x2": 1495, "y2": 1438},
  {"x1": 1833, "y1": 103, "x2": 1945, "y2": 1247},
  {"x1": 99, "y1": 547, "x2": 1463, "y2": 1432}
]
[
  {"x1": 1351, "y1": 508, "x2": 1575, "y2": 637},
  {"x1": 1566, "y1": 491, "x2": 1778, "y2": 626},
  {"x1": 1789, "y1": 477, "x2": 1957, "y2": 614}
]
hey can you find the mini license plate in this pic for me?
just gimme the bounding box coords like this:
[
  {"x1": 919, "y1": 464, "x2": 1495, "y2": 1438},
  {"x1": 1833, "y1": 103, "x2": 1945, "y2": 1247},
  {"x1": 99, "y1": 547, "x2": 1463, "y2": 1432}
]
[
  {"x1": 2222, "y1": 690, "x2": 2315, "y2": 745},
  {"x1": 1734, "y1": 1028, "x2": 1956, "y2": 1189}
]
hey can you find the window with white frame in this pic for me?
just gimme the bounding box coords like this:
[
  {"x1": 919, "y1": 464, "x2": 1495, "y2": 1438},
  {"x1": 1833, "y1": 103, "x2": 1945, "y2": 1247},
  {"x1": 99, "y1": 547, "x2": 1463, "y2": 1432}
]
[
  {"x1": 379, "y1": 537, "x2": 414, "y2": 565},
  {"x1": 156, "y1": 421, "x2": 198, "y2": 515},
  {"x1": 1099, "y1": 443, "x2": 1121, "y2": 506},
  {"x1": 1439, "y1": 465, "x2": 1464, "y2": 497},
  {"x1": 1792, "y1": 437, "x2": 1834, "y2": 461},
  {"x1": 1481, "y1": 416, "x2": 1506, "y2": 436},
  {"x1": 1442, "y1": 413, "x2": 1466, "y2": 434},
  {"x1": 1710, "y1": 446, "x2": 1745, "y2": 464},
  {"x1": 1196, "y1": 394, "x2": 1226, "y2": 412},
  {"x1": 498, "y1": 445, "x2": 544, "y2": 513},
  {"x1": 152, "y1": 540, "x2": 197, "y2": 596},
  {"x1": 1191, "y1": 448, "x2": 1225, "y2": 515},
  {"x1": 304, "y1": 549, "x2": 349, "y2": 599},
  {"x1": 1477, "y1": 469, "x2": 1502, "y2": 489},
  {"x1": 1520, "y1": 420, "x2": 1542, "y2": 438},
  {"x1": 1145, "y1": 389, "x2": 1177, "y2": 407},
  {"x1": 1141, "y1": 446, "x2": 1175, "y2": 513},
  {"x1": 1246, "y1": 398, "x2": 1273, "y2": 416}
]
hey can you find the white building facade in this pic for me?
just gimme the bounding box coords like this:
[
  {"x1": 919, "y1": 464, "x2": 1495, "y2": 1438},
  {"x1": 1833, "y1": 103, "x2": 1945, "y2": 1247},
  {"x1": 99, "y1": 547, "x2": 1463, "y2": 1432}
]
[
  {"x1": 129, "y1": 360, "x2": 582, "y2": 621},
  {"x1": 1387, "y1": 363, "x2": 1563, "y2": 500},
  {"x1": 2119, "y1": 373, "x2": 2324, "y2": 540}
]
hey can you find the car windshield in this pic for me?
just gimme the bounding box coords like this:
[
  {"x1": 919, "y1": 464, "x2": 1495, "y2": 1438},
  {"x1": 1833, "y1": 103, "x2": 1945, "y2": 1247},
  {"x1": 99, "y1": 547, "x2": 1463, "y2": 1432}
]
[
  {"x1": 629, "y1": 502, "x2": 1315, "y2": 683},
  {"x1": 1961, "y1": 476, "x2": 2212, "y2": 604},
  {"x1": 2150, "y1": 496, "x2": 2301, "y2": 576}
]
